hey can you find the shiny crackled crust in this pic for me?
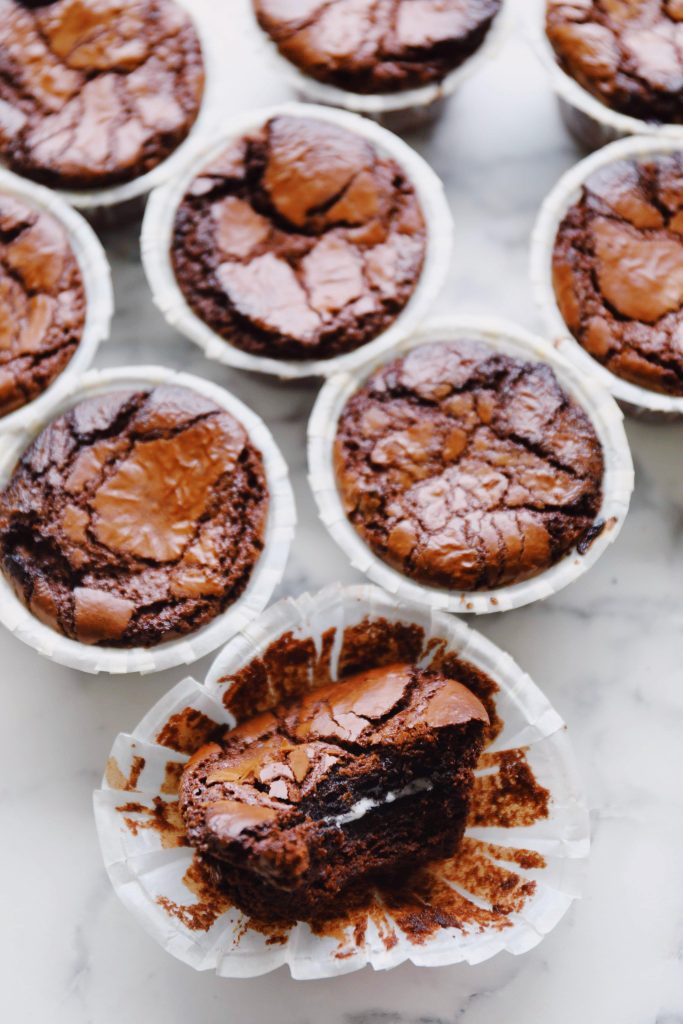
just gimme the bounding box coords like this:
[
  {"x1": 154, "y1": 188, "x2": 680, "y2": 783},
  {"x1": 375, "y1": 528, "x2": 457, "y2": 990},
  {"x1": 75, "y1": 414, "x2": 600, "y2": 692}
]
[
  {"x1": 180, "y1": 662, "x2": 488, "y2": 922},
  {"x1": 171, "y1": 115, "x2": 427, "y2": 362},
  {"x1": 0, "y1": 0, "x2": 204, "y2": 189},
  {"x1": 334, "y1": 340, "x2": 604, "y2": 592},
  {"x1": 553, "y1": 155, "x2": 683, "y2": 396},
  {"x1": 0, "y1": 385, "x2": 268, "y2": 647},
  {"x1": 254, "y1": 0, "x2": 501, "y2": 94},
  {"x1": 0, "y1": 194, "x2": 85, "y2": 417},
  {"x1": 546, "y1": 0, "x2": 683, "y2": 124}
]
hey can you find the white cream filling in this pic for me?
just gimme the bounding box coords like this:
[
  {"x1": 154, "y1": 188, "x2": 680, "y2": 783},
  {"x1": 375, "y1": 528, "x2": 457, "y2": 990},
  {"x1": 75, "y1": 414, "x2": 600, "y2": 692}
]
[{"x1": 327, "y1": 778, "x2": 433, "y2": 827}]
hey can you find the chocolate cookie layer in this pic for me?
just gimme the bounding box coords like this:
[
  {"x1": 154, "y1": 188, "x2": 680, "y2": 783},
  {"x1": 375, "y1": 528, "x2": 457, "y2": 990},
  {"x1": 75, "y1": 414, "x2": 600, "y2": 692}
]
[
  {"x1": 254, "y1": 0, "x2": 502, "y2": 94},
  {"x1": 0, "y1": 385, "x2": 268, "y2": 647},
  {"x1": 180, "y1": 662, "x2": 488, "y2": 922},
  {"x1": 546, "y1": 0, "x2": 683, "y2": 124},
  {"x1": 171, "y1": 114, "x2": 427, "y2": 362},
  {"x1": 0, "y1": 193, "x2": 85, "y2": 417},
  {"x1": 334, "y1": 340, "x2": 604, "y2": 591},
  {"x1": 0, "y1": 0, "x2": 204, "y2": 189},
  {"x1": 553, "y1": 155, "x2": 683, "y2": 396}
]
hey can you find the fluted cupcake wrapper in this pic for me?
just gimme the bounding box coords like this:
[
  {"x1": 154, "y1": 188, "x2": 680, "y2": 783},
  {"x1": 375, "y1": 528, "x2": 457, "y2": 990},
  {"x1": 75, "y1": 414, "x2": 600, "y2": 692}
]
[
  {"x1": 307, "y1": 314, "x2": 634, "y2": 615},
  {"x1": 531, "y1": 136, "x2": 683, "y2": 421},
  {"x1": 94, "y1": 582, "x2": 589, "y2": 979},
  {"x1": 140, "y1": 101, "x2": 453, "y2": 380},
  {"x1": 0, "y1": 365, "x2": 296, "y2": 675}
]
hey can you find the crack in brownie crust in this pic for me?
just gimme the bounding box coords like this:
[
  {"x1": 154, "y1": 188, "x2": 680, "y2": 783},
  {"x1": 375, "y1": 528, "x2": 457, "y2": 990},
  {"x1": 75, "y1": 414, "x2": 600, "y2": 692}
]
[
  {"x1": 0, "y1": 384, "x2": 269, "y2": 647},
  {"x1": 546, "y1": 0, "x2": 683, "y2": 123},
  {"x1": 180, "y1": 662, "x2": 489, "y2": 922},
  {"x1": 334, "y1": 340, "x2": 604, "y2": 591},
  {"x1": 0, "y1": 193, "x2": 85, "y2": 417},
  {"x1": 253, "y1": 0, "x2": 501, "y2": 94},
  {"x1": 171, "y1": 115, "x2": 427, "y2": 362},
  {"x1": 0, "y1": 0, "x2": 204, "y2": 189},
  {"x1": 553, "y1": 155, "x2": 683, "y2": 396}
]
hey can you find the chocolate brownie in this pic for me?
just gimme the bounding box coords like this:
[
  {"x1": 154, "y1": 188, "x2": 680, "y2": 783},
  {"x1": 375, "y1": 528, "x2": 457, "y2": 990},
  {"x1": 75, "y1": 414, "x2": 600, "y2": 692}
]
[
  {"x1": 0, "y1": 0, "x2": 204, "y2": 189},
  {"x1": 546, "y1": 0, "x2": 683, "y2": 124},
  {"x1": 334, "y1": 340, "x2": 604, "y2": 591},
  {"x1": 553, "y1": 155, "x2": 683, "y2": 396},
  {"x1": 0, "y1": 193, "x2": 85, "y2": 417},
  {"x1": 180, "y1": 662, "x2": 488, "y2": 922},
  {"x1": 171, "y1": 114, "x2": 427, "y2": 362},
  {"x1": 253, "y1": 0, "x2": 502, "y2": 94},
  {"x1": 0, "y1": 385, "x2": 268, "y2": 647}
]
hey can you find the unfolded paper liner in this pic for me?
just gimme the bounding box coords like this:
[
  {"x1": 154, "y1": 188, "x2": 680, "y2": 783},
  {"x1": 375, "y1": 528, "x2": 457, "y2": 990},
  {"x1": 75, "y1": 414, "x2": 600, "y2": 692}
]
[
  {"x1": 0, "y1": 0, "x2": 218, "y2": 221},
  {"x1": 308, "y1": 314, "x2": 634, "y2": 615},
  {"x1": 0, "y1": 168, "x2": 113, "y2": 435},
  {"x1": 525, "y1": 0, "x2": 683, "y2": 151},
  {"x1": 531, "y1": 136, "x2": 683, "y2": 421},
  {"x1": 0, "y1": 365, "x2": 296, "y2": 675},
  {"x1": 241, "y1": 0, "x2": 514, "y2": 131},
  {"x1": 140, "y1": 101, "x2": 453, "y2": 380},
  {"x1": 93, "y1": 583, "x2": 590, "y2": 979}
]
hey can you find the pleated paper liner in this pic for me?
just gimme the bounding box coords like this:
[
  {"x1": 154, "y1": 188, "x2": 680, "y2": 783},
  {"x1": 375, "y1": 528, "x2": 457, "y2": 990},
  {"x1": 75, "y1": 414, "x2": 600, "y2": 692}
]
[
  {"x1": 141, "y1": 101, "x2": 453, "y2": 380},
  {"x1": 308, "y1": 315, "x2": 634, "y2": 615},
  {"x1": 0, "y1": 168, "x2": 112, "y2": 435},
  {"x1": 94, "y1": 584, "x2": 589, "y2": 979},
  {"x1": 531, "y1": 136, "x2": 683, "y2": 421},
  {"x1": 0, "y1": 365, "x2": 296, "y2": 675}
]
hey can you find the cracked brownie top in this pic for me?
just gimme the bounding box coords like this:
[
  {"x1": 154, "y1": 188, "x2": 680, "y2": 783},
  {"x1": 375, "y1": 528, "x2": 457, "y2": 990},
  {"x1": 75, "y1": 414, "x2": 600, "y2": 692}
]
[
  {"x1": 553, "y1": 154, "x2": 683, "y2": 396},
  {"x1": 0, "y1": 193, "x2": 85, "y2": 418},
  {"x1": 0, "y1": 384, "x2": 269, "y2": 647},
  {"x1": 0, "y1": 0, "x2": 205, "y2": 189},
  {"x1": 171, "y1": 114, "x2": 427, "y2": 362},
  {"x1": 253, "y1": 0, "x2": 502, "y2": 95},
  {"x1": 334, "y1": 339, "x2": 604, "y2": 592},
  {"x1": 546, "y1": 0, "x2": 683, "y2": 124}
]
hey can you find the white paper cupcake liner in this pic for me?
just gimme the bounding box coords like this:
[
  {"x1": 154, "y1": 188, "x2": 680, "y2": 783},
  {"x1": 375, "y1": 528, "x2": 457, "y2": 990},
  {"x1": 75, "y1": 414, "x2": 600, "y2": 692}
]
[
  {"x1": 243, "y1": 0, "x2": 513, "y2": 131},
  {"x1": 0, "y1": 168, "x2": 113, "y2": 435},
  {"x1": 93, "y1": 582, "x2": 589, "y2": 979},
  {"x1": 141, "y1": 101, "x2": 453, "y2": 380},
  {"x1": 525, "y1": 0, "x2": 683, "y2": 151},
  {"x1": 531, "y1": 136, "x2": 683, "y2": 420},
  {"x1": 308, "y1": 314, "x2": 634, "y2": 614},
  {"x1": 0, "y1": 365, "x2": 296, "y2": 674}
]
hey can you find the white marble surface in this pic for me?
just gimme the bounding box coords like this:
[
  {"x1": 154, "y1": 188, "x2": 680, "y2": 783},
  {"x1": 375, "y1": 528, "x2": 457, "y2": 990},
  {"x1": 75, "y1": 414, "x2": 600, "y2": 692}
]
[{"x1": 2, "y1": 1, "x2": 683, "y2": 1020}]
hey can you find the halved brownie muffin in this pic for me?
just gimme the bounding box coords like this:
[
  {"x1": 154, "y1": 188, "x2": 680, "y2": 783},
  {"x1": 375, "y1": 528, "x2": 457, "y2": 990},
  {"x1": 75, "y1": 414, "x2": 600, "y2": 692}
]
[{"x1": 180, "y1": 662, "x2": 488, "y2": 922}]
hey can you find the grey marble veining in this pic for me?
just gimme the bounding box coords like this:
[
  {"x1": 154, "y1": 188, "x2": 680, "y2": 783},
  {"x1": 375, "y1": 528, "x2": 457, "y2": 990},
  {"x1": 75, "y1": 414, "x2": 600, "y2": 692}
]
[{"x1": 1, "y1": 1, "x2": 682, "y2": 1021}]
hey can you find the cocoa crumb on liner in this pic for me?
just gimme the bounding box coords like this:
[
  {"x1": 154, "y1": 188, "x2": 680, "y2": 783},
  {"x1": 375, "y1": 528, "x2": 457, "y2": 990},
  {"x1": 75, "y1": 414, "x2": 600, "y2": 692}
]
[
  {"x1": 0, "y1": 365, "x2": 296, "y2": 675},
  {"x1": 308, "y1": 315, "x2": 634, "y2": 615},
  {"x1": 94, "y1": 582, "x2": 589, "y2": 979},
  {"x1": 0, "y1": 168, "x2": 113, "y2": 435},
  {"x1": 525, "y1": 0, "x2": 683, "y2": 152},
  {"x1": 140, "y1": 101, "x2": 453, "y2": 380},
  {"x1": 531, "y1": 136, "x2": 683, "y2": 421},
  {"x1": 242, "y1": 0, "x2": 513, "y2": 131}
]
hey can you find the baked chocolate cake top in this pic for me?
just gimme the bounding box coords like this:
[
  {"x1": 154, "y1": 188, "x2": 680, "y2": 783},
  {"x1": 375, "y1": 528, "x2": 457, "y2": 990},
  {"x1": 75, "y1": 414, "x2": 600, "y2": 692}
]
[
  {"x1": 0, "y1": 384, "x2": 268, "y2": 647},
  {"x1": 546, "y1": 0, "x2": 683, "y2": 124},
  {"x1": 253, "y1": 0, "x2": 502, "y2": 95},
  {"x1": 334, "y1": 340, "x2": 605, "y2": 592},
  {"x1": 553, "y1": 155, "x2": 683, "y2": 396},
  {"x1": 171, "y1": 114, "x2": 427, "y2": 362},
  {"x1": 0, "y1": 193, "x2": 85, "y2": 418},
  {"x1": 0, "y1": 0, "x2": 205, "y2": 189}
]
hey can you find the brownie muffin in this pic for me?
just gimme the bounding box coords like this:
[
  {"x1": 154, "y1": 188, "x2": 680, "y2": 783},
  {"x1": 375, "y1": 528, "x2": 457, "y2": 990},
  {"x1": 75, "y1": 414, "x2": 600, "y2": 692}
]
[
  {"x1": 0, "y1": 385, "x2": 268, "y2": 647},
  {"x1": 180, "y1": 662, "x2": 488, "y2": 922},
  {"x1": 0, "y1": 193, "x2": 85, "y2": 417},
  {"x1": 546, "y1": 0, "x2": 683, "y2": 124},
  {"x1": 253, "y1": 0, "x2": 502, "y2": 95},
  {"x1": 0, "y1": 0, "x2": 204, "y2": 189},
  {"x1": 334, "y1": 340, "x2": 604, "y2": 592},
  {"x1": 171, "y1": 114, "x2": 427, "y2": 362},
  {"x1": 553, "y1": 155, "x2": 683, "y2": 396}
]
